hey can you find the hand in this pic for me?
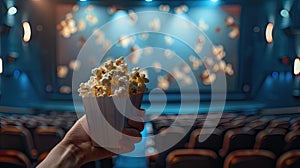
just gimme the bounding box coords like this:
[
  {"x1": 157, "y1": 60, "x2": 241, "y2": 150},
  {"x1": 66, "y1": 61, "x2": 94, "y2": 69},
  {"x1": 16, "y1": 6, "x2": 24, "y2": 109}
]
[{"x1": 37, "y1": 109, "x2": 145, "y2": 168}]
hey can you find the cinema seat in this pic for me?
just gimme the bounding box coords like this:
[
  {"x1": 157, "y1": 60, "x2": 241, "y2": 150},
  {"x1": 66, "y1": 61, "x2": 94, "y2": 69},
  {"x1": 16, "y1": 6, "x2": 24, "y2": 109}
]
[
  {"x1": 0, "y1": 150, "x2": 32, "y2": 168},
  {"x1": 254, "y1": 128, "x2": 287, "y2": 157},
  {"x1": 154, "y1": 126, "x2": 187, "y2": 168},
  {"x1": 187, "y1": 128, "x2": 223, "y2": 153},
  {"x1": 224, "y1": 150, "x2": 276, "y2": 168},
  {"x1": 33, "y1": 126, "x2": 65, "y2": 155},
  {"x1": 166, "y1": 149, "x2": 220, "y2": 168},
  {"x1": 219, "y1": 128, "x2": 255, "y2": 158},
  {"x1": 284, "y1": 130, "x2": 300, "y2": 151},
  {"x1": 277, "y1": 150, "x2": 300, "y2": 168},
  {"x1": 0, "y1": 126, "x2": 37, "y2": 160}
]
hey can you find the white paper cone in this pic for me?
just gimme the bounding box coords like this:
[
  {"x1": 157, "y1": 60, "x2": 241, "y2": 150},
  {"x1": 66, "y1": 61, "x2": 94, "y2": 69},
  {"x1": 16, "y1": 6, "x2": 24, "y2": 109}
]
[{"x1": 83, "y1": 94, "x2": 143, "y2": 149}]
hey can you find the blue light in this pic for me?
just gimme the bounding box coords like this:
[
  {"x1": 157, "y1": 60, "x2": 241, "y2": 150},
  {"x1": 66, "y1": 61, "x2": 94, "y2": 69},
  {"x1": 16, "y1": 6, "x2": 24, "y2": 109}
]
[
  {"x1": 145, "y1": 0, "x2": 152, "y2": 2},
  {"x1": 286, "y1": 72, "x2": 293, "y2": 80},
  {"x1": 13, "y1": 69, "x2": 20, "y2": 78},
  {"x1": 211, "y1": 0, "x2": 218, "y2": 2},
  {"x1": 272, "y1": 71, "x2": 279, "y2": 79},
  {"x1": 79, "y1": 0, "x2": 87, "y2": 1},
  {"x1": 279, "y1": 72, "x2": 285, "y2": 81}
]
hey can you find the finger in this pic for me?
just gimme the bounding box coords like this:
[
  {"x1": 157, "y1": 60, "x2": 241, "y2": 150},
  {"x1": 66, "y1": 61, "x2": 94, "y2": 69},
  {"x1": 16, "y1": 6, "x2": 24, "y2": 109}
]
[
  {"x1": 127, "y1": 118, "x2": 144, "y2": 131},
  {"x1": 122, "y1": 128, "x2": 142, "y2": 138},
  {"x1": 138, "y1": 109, "x2": 146, "y2": 117},
  {"x1": 122, "y1": 128, "x2": 142, "y2": 143}
]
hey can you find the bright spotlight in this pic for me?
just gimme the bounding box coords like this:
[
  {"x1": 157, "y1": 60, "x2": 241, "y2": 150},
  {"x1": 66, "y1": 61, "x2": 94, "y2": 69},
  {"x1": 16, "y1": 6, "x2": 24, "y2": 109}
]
[
  {"x1": 145, "y1": 0, "x2": 152, "y2": 2},
  {"x1": 265, "y1": 22, "x2": 274, "y2": 44},
  {"x1": 294, "y1": 58, "x2": 300, "y2": 75},
  {"x1": 0, "y1": 58, "x2": 2, "y2": 74},
  {"x1": 211, "y1": 0, "x2": 219, "y2": 2},
  {"x1": 7, "y1": 7, "x2": 17, "y2": 15},
  {"x1": 23, "y1": 22, "x2": 31, "y2": 43}
]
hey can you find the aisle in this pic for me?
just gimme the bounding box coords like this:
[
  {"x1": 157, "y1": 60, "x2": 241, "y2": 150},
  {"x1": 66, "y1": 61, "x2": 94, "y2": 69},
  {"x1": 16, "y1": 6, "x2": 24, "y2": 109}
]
[{"x1": 113, "y1": 128, "x2": 149, "y2": 168}]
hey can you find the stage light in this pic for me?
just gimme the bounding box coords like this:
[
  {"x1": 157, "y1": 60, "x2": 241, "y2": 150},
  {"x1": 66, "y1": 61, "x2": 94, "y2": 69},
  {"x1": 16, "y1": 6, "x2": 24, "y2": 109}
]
[
  {"x1": 7, "y1": 6, "x2": 17, "y2": 15},
  {"x1": 22, "y1": 21, "x2": 31, "y2": 42},
  {"x1": 145, "y1": 0, "x2": 152, "y2": 2},
  {"x1": 211, "y1": 0, "x2": 218, "y2": 2},
  {"x1": 79, "y1": 0, "x2": 87, "y2": 1},
  {"x1": 265, "y1": 22, "x2": 273, "y2": 43},
  {"x1": 13, "y1": 69, "x2": 20, "y2": 78},
  {"x1": 0, "y1": 58, "x2": 2, "y2": 74},
  {"x1": 280, "y1": 9, "x2": 289, "y2": 18},
  {"x1": 294, "y1": 58, "x2": 300, "y2": 75}
]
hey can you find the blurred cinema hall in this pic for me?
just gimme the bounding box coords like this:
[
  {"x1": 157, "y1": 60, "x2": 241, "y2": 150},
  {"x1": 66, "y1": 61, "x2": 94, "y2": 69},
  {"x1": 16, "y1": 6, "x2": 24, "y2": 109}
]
[{"x1": 1, "y1": 0, "x2": 300, "y2": 167}]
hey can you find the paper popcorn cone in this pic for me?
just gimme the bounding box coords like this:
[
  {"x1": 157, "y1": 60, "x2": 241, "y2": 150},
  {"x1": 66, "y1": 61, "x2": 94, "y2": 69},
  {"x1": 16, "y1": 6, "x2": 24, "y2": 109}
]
[{"x1": 83, "y1": 94, "x2": 143, "y2": 149}]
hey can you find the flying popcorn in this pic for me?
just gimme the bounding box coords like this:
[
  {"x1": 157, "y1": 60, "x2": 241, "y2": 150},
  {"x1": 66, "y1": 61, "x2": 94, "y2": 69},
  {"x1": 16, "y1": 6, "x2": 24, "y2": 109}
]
[
  {"x1": 159, "y1": 5, "x2": 170, "y2": 12},
  {"x1": 157, "y1": 76, "x2": 169, "y2": 90},
  {"x1": 194, "y1": 43, "x2": 203, "y2": 54},
  {"x1": 164, "y1": 36, "x2": 173, "y2": 45},
  {"x1": 225, "y1": 16, "x2": 235, "y2": 26},
  {"x1": 174, "y1": 5, "x2": 189, "y2": 14},
  {"x1": 128, "y1": 45, "x2": 142, "y2": 64},
  {"x1": 189, "y1": 55, "x2": 202, "y2": 70},
  {"x1": 77, "y1": 20, "x2": 86, "y2": 31},
  {"x1": 118, "y1": 35, "x2": 135, "y2": 48},
  {"x1": 198, "y1": 19, "x2": 209, "y2": 31},
  {"x1": 144, "y1": 47, "x2": 153, "y2": 55},
  {"x1": 164, "y1": 49, "x2": 174, "y2": 59},
  {"x1": 182, "y1": 76, "x2": 193, "y2": 85},
  {"x1": 229, "y1": 25, "x2": 240, "y2": 39},
  {"x1": 60, "y1": 86, "x2": 72, "y2": 94},
  {"x1": 72, "y1": 5, "x2": 79, "y2": 12},
  {"x1": 149, "y1": 18, "x2": 161, "y2": 31},
  {"x1": 212, "y1": 45, "x2": 226, "y2": 60},
  {"x1": 172, "y1": 67, "x2": 184, "y2": 80},
  {"x1": 225, "y1": 64, "x2": 234, "y2": 75},
  {"x1": 139, "y1": 33, "x2": 149, "y2": 40},
  {"x1": 57, "y1": 15, "x2": 77, "y2": 38},
  {"x1": 152, "y1": 62, "x2": 162, "y2": 72},
  {"x1": 128, "y1": 10, "x2": 138, "y2": 23},
  {"x1": 86, "y1": 5, "x2": 94, "y2": 12},
  {"x1": 69, "y1": 60, "x2": 81, "y2": 71},
  {"x1": 200, "y1": 70, "x2": 216, "y2": 85},
  {"x1": 94, "y1": 29, "x2": 106, "y2": 44},
  {"x1": 57, "y1": 65, "x2": 68, "y2": 78},
  {"x1": 86, "y1": 14, "x2": 98, "y2": 24},
  {"x1": 225, "y1": 16, "x2": 240, "y2": 39}
]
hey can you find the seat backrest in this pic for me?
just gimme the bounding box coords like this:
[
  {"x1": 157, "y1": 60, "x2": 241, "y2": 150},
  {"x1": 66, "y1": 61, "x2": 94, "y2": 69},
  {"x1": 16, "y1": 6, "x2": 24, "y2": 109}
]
[
  {"x1": 224, "y1": 149, "x2": 276, "y2": 168},
  {"x1": 0, "y1": 126, "x2": 36, "y2": 160},
  {"x1": 277, "y1": 150, "x2": 300, "y2": 168},
  {"x1": 254, "y1": 128, "x2": 287, "y2": 157},
  {"x1": 34, "y1": 126, "x2": 65, "y2": 155},
  {"x1": 166, "y1": 149, "x2": 219, "y2": 168},
  {"x1": 284, "y1": 130, "x2": 300, "y2": 151},
  {"x1": 187, "y1": 128, "x2": 223, "y2": 153},
  {"x1": 219, "y1": 128, "x2": 255, "y2": 157},
  {"x1": 0, "y1": 150, "x2": 32, "y2": 168},
  {"x1": 154, "y1": 126, "x2": 187, "y2": 168}
]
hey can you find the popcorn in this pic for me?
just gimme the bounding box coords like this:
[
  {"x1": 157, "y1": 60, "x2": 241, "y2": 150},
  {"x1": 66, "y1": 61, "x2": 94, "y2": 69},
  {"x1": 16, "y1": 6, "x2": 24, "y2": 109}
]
[{"x1": 78, "y1": 56, "x2": 149, "y2": 97}]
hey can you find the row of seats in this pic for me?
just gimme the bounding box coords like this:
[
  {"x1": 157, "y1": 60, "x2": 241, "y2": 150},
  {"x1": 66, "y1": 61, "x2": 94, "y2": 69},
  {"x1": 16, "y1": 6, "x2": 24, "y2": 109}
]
[
  {"x1": 0, "y1": 125, "x2": 64, "y2": 161},
  {"x1": 147, "y1": 113, "x2": 300, "y2": 167},
  {"x1": 0, "y1": 112, "x2": 111, "y2": 168},
  {"x1": 166, "y1": 149, "x2": 300, "y2": 168}
]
